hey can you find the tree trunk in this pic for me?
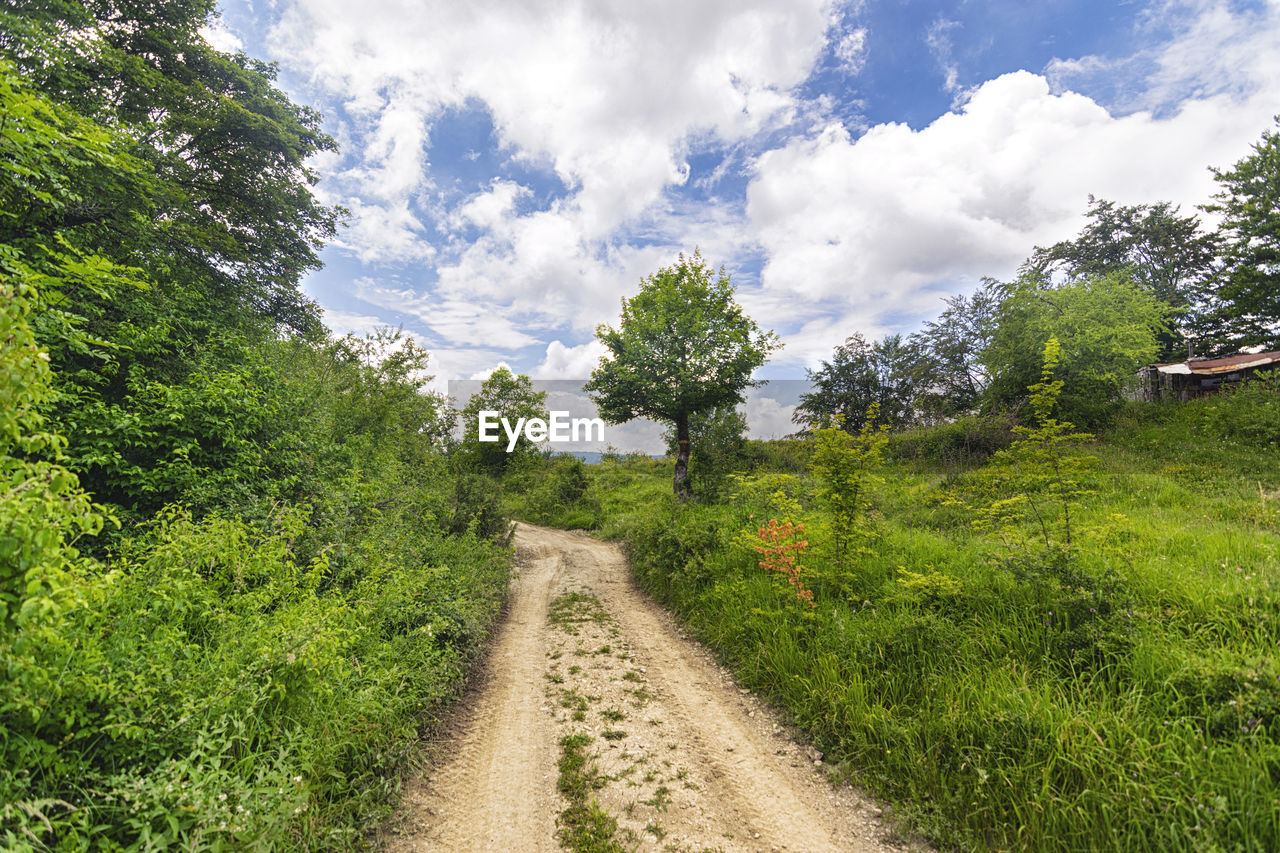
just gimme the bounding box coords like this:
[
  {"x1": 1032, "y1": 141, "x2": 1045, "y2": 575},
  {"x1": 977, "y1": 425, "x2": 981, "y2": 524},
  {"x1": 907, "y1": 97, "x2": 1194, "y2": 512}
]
[{"x1": 673, "y1": 412, "x2": 691, "y2": 498}]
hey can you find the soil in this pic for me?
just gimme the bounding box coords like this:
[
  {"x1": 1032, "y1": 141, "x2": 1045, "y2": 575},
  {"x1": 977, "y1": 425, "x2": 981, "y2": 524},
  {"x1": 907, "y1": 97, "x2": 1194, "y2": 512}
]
[{"x1": 381, "y1": 524, "x2": 926, "y2": 853}]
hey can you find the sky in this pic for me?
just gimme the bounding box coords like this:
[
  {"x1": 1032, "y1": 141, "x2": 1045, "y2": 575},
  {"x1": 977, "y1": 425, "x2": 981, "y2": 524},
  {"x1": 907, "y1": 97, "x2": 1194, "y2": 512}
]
[{"x1": 204, "y1": 0, "x2": 1280, "y2": 403}]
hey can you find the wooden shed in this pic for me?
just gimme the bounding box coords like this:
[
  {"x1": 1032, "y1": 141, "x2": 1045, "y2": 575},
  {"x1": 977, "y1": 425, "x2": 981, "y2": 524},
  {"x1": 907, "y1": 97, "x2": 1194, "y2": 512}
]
[{"x1": 1136, "y1": 349, "x2": 1280, "y2": 402}]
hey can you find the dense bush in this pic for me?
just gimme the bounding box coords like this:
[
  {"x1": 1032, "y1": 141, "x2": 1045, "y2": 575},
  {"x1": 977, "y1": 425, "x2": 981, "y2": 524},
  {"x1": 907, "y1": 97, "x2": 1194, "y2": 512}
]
[
  {"x1": 504, "y1": 453, "x2": 602, "y2": 530},
  {"x1": 1, "y1": 505, "x2": 507, "y2": 849},
  {"x1": 1197, "y1": 369, "x2": 1280, "y2": 447},
  {"x1": 888, "y1": 412, "x2": 1016, "y2": 469}
]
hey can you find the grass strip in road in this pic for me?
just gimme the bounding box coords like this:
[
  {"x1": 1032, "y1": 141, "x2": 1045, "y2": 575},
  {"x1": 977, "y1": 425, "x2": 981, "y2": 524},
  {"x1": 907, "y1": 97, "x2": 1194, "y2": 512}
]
[
  {"x1": 555, "y1": 733, "x2": 626, "y2": 853},
  {"x1": 548, "y1": 591, "x2": 614, "y2": 634}
]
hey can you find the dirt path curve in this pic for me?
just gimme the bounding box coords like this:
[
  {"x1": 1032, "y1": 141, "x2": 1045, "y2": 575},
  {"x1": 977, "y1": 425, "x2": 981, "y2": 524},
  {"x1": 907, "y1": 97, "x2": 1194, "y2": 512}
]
[{"x1": 383, "y1": 524, "x2": 920, "y2": 853}]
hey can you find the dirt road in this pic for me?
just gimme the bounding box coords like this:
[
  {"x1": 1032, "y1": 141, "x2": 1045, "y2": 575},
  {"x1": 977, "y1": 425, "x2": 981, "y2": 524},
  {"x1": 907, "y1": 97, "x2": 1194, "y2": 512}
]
[{"x1": 383, "y1": 524, "x2": 918, "y2": 853}]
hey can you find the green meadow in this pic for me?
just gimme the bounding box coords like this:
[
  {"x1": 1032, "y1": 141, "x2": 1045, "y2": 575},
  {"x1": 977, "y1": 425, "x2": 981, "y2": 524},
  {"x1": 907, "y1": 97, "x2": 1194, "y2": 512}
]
[{"x1": 510, "y1": 384, "x2": 1280, "y2": 852}]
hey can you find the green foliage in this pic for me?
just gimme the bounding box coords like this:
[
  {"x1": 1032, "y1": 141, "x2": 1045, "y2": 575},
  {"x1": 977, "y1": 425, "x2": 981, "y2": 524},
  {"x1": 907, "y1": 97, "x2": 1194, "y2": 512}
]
[
  {"x1": 0, "y1": 9, "x2": 513, "y2": 850},
  {"x1": 585, "y1": 250, "x2": 780, "y2": 497},
  {"x1": 2, "y1": 2, "x2": 341, "y2": 521},
  {"x1": 556, "y1": 734, "x2": 625, "y2": 852},
  {"x1": 663, "y1": 405, "x2": 749, "y2": 499},
  {"x1": 0, "y1": 277, "x2": 107, "y2": 628},
  {"x1": 1202, "y1": 117, "x2": 1280, "y2": 351},
  {"x1": 888, "y1": 412, "x2": 1015, "y2": 471},
  {"x1": 0, "y1": 303, "x2": 513, "y2": 847},
  {"x1": 971, "y1": 339, "x2": 1132, "y2": 673},
  {"x1": 1025, "y1": 197, "x2": 1220, "y2": 359},
  {"x1": 794, "y1": 333, "x2": 918, "y2": 433},
  {"x1": 906, "y1": 284, "x2": 998, "y2": 421},
  {"x1": 0, "y1": 505, "x2": 507, "y2": 850},
  {"x1": 975, "y1": 338, "x2": 1096, "y2": 560},
  {"x1": 506, "y1": 453, "x2": 600, "y2": 530},
  {"x1": 1194, "y1": 369, "x2": 1280, "y2": 447},
  {"x1": 808, "y1": 406, "x2": 888, "y2": 582},
  {"x1": 982, "y1": 272, "x2": 1172, "y2": 424},
  {"x1": 458, "y1": 367, "x2": 549, "y2": 472},
  {"x1": 3, "y1": 0, "x2": 339, "y2": 337}
]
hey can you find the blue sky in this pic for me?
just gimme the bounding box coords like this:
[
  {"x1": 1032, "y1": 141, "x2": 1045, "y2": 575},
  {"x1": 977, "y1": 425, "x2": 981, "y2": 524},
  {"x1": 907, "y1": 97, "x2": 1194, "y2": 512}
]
[{"x1": 204, "y1": 0, "x2": 1280, "y2": 393}]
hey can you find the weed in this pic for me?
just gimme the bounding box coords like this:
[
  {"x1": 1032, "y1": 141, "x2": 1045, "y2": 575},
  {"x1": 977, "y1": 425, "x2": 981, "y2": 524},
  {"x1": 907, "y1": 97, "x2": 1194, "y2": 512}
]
[
  {"x1": 642, "y1": 786, "x2": 672, "y2": 812},
  {"x1": 556, "y1": 734, "x2": 625, "y2": 853},
  {"x1": 549, "y1": 592, "x2": 612, "y2": 635}
]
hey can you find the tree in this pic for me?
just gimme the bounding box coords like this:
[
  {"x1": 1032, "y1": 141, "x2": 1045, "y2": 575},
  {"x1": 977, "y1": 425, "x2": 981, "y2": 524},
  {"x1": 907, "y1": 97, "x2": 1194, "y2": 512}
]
[
  {"x1": 981, "y1": 272, "x2": 1171, "y2": 424},
  {"x1": 2, "y1": 0, "x2": 339, "y2": 337},
  {"x1": 793, "y1": 333, "x2": 916, "y2": 433},
  {"x1": 808, "y1": 405, "x2": 888, "y2": 579},
  {"x1": 1, "y1": 3, "x2": 341, "y2": 517},
  {"x1": 458, "y1": 368, "x2": 549, "y2": 472},
  {"x1": 1023, "y1": 197, "x2": 1220, "y2": 360},
  {"x1": 1201, "y1": 118, "x2": 1280, "y2": 352},
  {"x1": 908, "y1": 282, "x2": 998, "y2": 421},
  {"x1": 662, "y1": 405, "x2": 748, "y2": 499},
  {"x1": 585, "y1": 251, "x2": 780, "y2": 497}
]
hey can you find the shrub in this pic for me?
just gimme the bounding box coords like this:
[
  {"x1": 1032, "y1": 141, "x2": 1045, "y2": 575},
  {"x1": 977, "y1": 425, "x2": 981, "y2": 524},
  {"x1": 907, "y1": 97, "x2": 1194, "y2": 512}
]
[{"x1": 889, "y1": 412, "x2": 1015, "y2": 469}]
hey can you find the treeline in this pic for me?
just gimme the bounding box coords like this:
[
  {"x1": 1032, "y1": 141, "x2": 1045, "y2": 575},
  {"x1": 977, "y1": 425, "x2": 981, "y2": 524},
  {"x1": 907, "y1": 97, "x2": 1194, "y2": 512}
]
[
  {"x1": 796, "y1": 140, "x2": 1280, "y2": 431},
  {"x1": 2, "y1": 3, "x2": 509, "y2": 849}
]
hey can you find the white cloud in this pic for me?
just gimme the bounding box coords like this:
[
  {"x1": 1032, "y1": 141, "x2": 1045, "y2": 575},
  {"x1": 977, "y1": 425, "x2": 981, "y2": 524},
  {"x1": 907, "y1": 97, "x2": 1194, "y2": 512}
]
[
  {"x1": 534, "y1": 340, "x2": 609, "y2": 379},
  {"x1": 320, "y1": 307, "x2": 394, "y2": 338},
  {"x1": 199, "y1": 19, "x2": 243, "y2": 53},
  {"x1": 451, "y1": 180, "x2": 529, "y2": 232},
  {"x1": 275, "y1": 0, "x2": 1280, "y2": 380},
  {"x1": 353, "y1": 278, "x2": 543, "y2": 349},
  {"x1": 746, "y1": 67, "x2": 1279, "y2": 366},
  {"x1": 334, "y1": 198, "x2": 434, "y2": 264},
  {"x1": 467, "y1": 361, "x2": 516, "y2": 381},
  {"x1": 272, "y1": 0, "x2": 835, "y2": 257},
  {"x1": 835, "y1": 27, "x2": 868, "y2": 74},
  {"x1": 260, "y1": 0, "x2": 843, "y2": 367},
  {"x1": 925, "y1": 18, "x2": 962, "y2": 95},
  {"x1": 742, "y1": 394, "x2": 798, "y2": 439},
  {"x1": 1047, "y1": 0, "x2": 1280, "y2": 114}
]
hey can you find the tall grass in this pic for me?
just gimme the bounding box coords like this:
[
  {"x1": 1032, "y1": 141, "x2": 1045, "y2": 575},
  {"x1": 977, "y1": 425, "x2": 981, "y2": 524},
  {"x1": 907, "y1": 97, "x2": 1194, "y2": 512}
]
[{"x1": 555, "y1": 391, "x2": 1280, "y2": 851}]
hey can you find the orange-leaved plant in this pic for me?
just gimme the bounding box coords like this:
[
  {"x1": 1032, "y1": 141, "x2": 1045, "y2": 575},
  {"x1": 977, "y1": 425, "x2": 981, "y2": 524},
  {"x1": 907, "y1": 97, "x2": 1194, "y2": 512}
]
[{"x1": 753, "y1": 518, "x2": 815, "y2": 608}]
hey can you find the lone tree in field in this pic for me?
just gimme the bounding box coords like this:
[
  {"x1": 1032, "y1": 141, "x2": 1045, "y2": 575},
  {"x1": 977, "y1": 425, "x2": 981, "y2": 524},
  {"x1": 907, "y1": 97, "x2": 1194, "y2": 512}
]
[{"x1": 584, "y1": 251, "x2": 780, "y2": 498}]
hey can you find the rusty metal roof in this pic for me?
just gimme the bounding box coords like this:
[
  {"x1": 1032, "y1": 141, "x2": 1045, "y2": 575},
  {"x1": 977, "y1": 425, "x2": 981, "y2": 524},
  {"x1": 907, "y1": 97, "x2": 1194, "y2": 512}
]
[{"x1": 1153, "y1": 350, "x2": 1280, "y2": 376}]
